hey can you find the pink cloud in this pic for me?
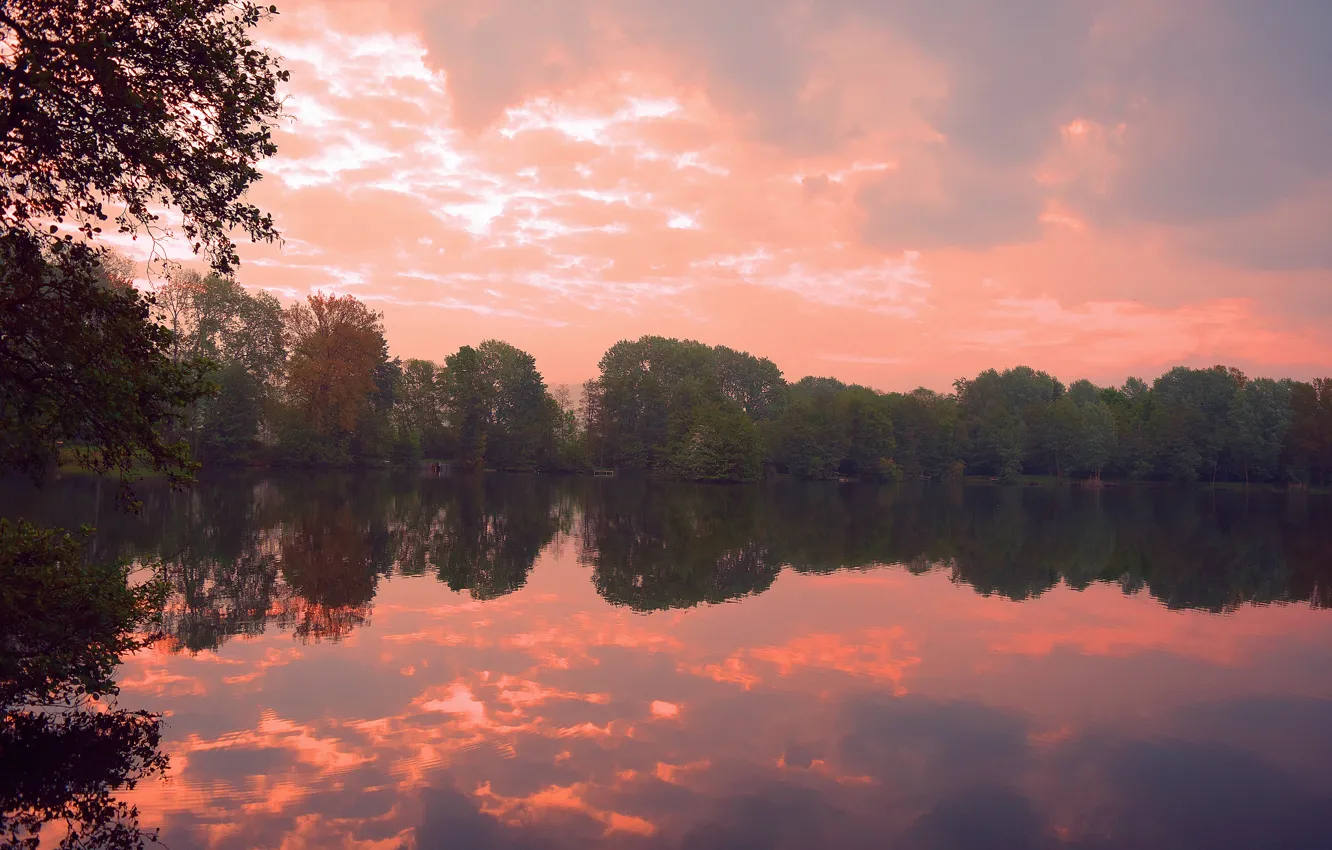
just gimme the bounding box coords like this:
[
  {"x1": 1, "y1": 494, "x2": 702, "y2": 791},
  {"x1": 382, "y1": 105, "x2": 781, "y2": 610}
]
[{"x1": 192, "y1": 0, "x2": 1332, "y2": 390}]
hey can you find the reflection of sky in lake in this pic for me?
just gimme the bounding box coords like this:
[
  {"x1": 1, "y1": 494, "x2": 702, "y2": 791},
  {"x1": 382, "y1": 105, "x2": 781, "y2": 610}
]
[{"x1": 112, "y1": 528, "x2": 1332, "y2": 850}]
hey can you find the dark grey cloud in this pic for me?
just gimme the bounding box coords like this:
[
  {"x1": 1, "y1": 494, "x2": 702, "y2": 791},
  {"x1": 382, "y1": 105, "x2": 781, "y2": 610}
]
[
  {"x1": 1060, "y1": 736, "x2": 1332, "y2": 850},
  {"x1": 1163, "y1": 696, "x2": 1332, "y2": 787},
  {"x1": 1191, "y1": 206, "x2": 1332, "y2": 273},
  {"x1": 1094, "y1": 0, "x2": 1332, "y2": 225},
  {"x1": 837, "y1": 694, "x2": 1033, "y2": 790},
  {"x1": 901, "y1": 785, "x2": 1059, "y2": 850},
  {"x1": 841, "y1": 0, "x2": 1106, "y2": 164},
  {"x1": 419, "y1": 0, "x2": 1103, "y2": 158},
  {"x1": 623, "y1": 0, "x2": 828, "y2": 147},
  {"x1": 857, "y1": 160, "x2": 1045, "y2": 251},
  {"x1": 417, "y1": 0, "x2": 599, "y2": 131},
  {"x1": 253, "y1": 651, "x2": 424, "y2": 722},
  {"x1": 184, "y1": 744, "x2": 288, "y2": 783},
  {"x1": 414, "y1": 785, "x2": 553, "y2": 850},
  {"x1": 678, "y1": 781, "x2": 873, "y2": 850}
]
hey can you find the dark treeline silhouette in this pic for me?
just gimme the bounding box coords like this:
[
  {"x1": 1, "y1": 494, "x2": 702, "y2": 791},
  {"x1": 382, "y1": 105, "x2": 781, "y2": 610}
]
[
  {"x1": 582, "y1": 340, "x2": 1332, "y2": 485},
  {"x1": 155, "y1": 281, "x2": 1332, "y2": 486},
  {"x1": 579, "y1": 479, "x2": 1332, "y2": 612},
  {"x1": 3, "y1": 473, "x2": 1327, "y2": 649}
]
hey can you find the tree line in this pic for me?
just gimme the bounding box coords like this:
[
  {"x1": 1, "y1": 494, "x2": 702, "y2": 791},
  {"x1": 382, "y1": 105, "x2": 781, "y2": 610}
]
[
  {"x1": 582, "y1": 337, "x2": 1332, "y2": 485},
  {"x1": 152, "y1": 274, "x2": 578, "y2": 470},
  {"x1": 164, "y1": 281, "x2": 1332, "y2": 485}
]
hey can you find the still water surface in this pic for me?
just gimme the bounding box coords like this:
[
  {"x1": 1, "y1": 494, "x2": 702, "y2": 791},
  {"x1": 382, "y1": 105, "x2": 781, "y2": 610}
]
[{"x1": 7, "y1": 472, "x2": 1332, "y2": 849}]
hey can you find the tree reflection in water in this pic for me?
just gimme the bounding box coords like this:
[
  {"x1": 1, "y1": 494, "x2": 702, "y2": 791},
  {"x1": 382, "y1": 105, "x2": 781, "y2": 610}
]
[
  {"x1": 579, "y1": 478, "x2": 782, "y2": 609},
  {"x1": 1, "y1": 709, "x2": 167, "y2": 850},
  {"x1": 0, "y1": 472, "x2": 1330, "y2": 846},
  {"x1": 1, "y1": 473, "x2": 1329, "y2": 658},
  {"x1": 432, "y1": 474, "x2": 572, "y2": 600},
  {"x1": 1, "y1": 520, "x2": 168, "y2": 849}
]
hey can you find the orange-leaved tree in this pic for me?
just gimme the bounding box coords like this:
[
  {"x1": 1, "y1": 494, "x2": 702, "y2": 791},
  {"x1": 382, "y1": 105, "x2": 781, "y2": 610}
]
[{"x1": 284, "y1": 293, "x2": 388, "y2": 444}]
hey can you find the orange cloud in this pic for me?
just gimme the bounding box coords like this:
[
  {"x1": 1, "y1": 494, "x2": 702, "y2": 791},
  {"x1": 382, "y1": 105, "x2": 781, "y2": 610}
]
[
  {"x1": 474, "y1": 781, "x2": 656, "y2": 837},
  {"x1": 748, "y1": 628, "x2": 922, "y2": 693},
  {"x1": 133, "y1": 0, "x2": 1310, "y2": 392},
  {"x1": 649, "y1": 700, "x2": 680, "y2": 719}
]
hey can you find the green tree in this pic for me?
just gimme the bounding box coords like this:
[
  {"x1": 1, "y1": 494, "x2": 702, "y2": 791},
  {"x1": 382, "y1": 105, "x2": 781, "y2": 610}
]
[
  {"x1": 353, "y1": 354, "x2": 403, "y2": 462},
  {"x1": 477, "y1": 340, "x2": 555, "y2": 471},
  {"x1": 1227, "y1": 378, "x2": 1293, "y2": 484},
  {"x1": 1152, "y1": 401, "x2": 1206, "y2": 483},
  {"x1": 980, "y1": 408, "x2": 1025, "y2": 482},
  {"x1": 1067, "y1": 378, "x2": 1102, "y2": 407},
  {"x1": 1100, "y1": 380, "x2": 1152, "y2": 480},
  {"x1": 769, "y1": 380, "x2": 848, "y2": 479},
  {"x1": 956, "y1": 367, "x2": 1063, "y2": 479},
  {"x1": 0, "y1": 521, "x2": 166, "y2": 708},
  {"x1": 593, "y1": 336, "x2": 717, "y2": 469},
  {"x1": 885, "y1": 389, "x2": 963, "y2": 479},
  {"x1": 395, "y1": 359, "x2": 449, "y2": 457},
  {"x1": 440, "y1": 346, "x2": 489, "y2": 471},
  {"x1": 153, "y1": 272, "x2": 286, "y2": 462},
  {"x1": 549, "y1": 385, "x2": 591, "y2": 472},
  {"x1": 437, "y1": 341, "x2": 560, "y2": 472},
  {"x1": 1067, "y1": 383, "x2": 1117, "y2": 480},
  {"x1": 1, "y1": 705, "x2": 169, "y2": 850},
  {"x1": 171, "y1": 272, "x2": 286, "y2": 383},
  {"x1": 714, "y1": 346, "x2": 786, "y2": 420},
  {"x1": 1151, "y1": 366, "x2": 1242, "y2": 482},
  {"x1": 1286, "y1": 378, "x2": 1332, "y2": 485},
  {"x1": 589, "y1": 336, "x2": 783, "y2": 476},
  {"x1": 839, "y1": 387, "x2": 896, "y2": 479},
  {"x1": 672, "y1": 403, "x2": 764, "y2": 482},
  {"x1": 1037, "y1": 395, "x2": 1082, "y2": 477},
  {"x1": 197, "y1": 362, "x2": 264, "y2": 462}
]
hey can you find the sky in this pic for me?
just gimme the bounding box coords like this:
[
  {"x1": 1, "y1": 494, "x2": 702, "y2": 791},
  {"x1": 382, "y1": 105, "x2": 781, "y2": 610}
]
[{"x1": 192, "y1": 0, "x2": 1332, "y2": 391}]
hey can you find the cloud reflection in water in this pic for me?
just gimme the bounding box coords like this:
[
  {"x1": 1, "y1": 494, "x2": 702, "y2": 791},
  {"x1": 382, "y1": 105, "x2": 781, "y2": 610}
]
[{"x1": 2, "y1": 473, "x2": 1331, "y2": 848}]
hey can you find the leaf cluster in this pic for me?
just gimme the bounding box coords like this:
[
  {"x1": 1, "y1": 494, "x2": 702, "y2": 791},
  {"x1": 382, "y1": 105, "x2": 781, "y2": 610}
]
[
  {"x1": 0, "y1": 707, "x2": 167, "y2": 850},
  {"x1": 0, "y1": 230, "x2": 215, "y2": 500},
  {"x1": 1, "y1": 0, "x2": 287, "y2": 272},
  {"x1": 0, "y1": 519, "x2": 167, "y2": 709}
]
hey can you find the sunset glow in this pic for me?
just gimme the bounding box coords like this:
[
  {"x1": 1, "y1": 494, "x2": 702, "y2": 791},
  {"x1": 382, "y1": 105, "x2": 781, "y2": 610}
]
[
  {"x1": 6, "y1": 5, "x2": 1332, "y2": 847},
  {"x1": 170, "y1": 0, "x2": 1332, "y2": 389}
]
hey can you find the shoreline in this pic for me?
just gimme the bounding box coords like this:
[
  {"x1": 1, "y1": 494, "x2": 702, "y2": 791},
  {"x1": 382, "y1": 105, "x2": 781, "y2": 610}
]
[{"x1": 46, "y1": 463, "x2": 1331, "y2": 495}]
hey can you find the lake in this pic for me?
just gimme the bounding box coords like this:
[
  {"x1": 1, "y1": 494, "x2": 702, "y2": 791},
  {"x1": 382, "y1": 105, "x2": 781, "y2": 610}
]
[{"x1": 5, "y1": 472, "x2": 1332, "y2": 849}]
